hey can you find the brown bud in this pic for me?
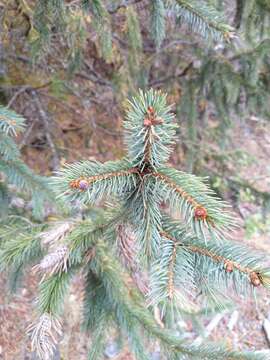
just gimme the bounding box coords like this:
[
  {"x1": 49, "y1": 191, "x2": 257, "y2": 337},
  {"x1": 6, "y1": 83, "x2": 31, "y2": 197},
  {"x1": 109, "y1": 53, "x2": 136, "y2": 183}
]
[
  {"x1": 78, "y1": 179, "x2": 88, "y2": 190},
  {"x1": 224, "y1": 260, "x2": 234, "y2": 273},
  {"x1": 194, "y1": 207, "x2": 208, "y2": 220},
  {"x1": 144, "y1": 117, "x2": 152, "y2": 127},
  {"x1": 152, "y1": 117, "x2": 164, "y2": 125},
  {"x1": 249, "y1": 272, "x2": 261, "y2": 287},
  {"x1": 69, "y1": 178, "x2": 89, "y2": 190},
  {"x1": 69, "y1": 179, "x2": 80, "y2": 188},
  {"x1": 147, "y1": 106, "x2": 154, "y2": 114}
]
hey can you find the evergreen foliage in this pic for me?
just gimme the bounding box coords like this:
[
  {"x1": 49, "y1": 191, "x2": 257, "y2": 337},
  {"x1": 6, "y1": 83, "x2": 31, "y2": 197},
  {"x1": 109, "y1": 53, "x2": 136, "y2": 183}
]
[
  {"x1": 2, "y1": 90, "x2": 270, "y2": 359},
  {"x1": 2, "y1": 0, "x2": 269, "y2": 199},
  {"x1": 0, "y1": 106, "x2": 54, "y2": 219},
  {"x1": 1, "y1": 1, "x2": 270, "y2": 358}
]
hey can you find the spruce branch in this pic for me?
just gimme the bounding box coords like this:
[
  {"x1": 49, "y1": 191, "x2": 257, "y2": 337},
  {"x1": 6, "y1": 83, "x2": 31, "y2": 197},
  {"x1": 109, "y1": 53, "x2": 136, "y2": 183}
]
[
  {"x1": 40, "y1": 221, "x2": 74, "y2": 246},
  {"x1": 86, "y1": 313, "x2": 109, "y2": 360},
  {"x1": 126, "y1": 5, "x2": 143, "y2": 80},
  {"x1": 124, "y1": 89, "x2": 177, "y2": 170},
  {"x1": 0, "y1": 106, "x2": 54, "y2": 217},
  {"x1": 168, "y1": 0, "x2": 236, "y2": 41},
  {"x1": 124, "y1": 176, "x2": 164, "y2": 261},
  {"x1": 53, "y1": 159, "x2": 138, "y2": 204},
  {"x1": 69, "y1": 168, "x2": 138, "y2": 190},
  {"x1": 0, "y1": 106, "x2": 26, "y2": 136},
  {"x1": 38, "y1": 268, "x2": 74, "y2": 315},
  {"x1": 28, "y1": 313, "x2": 62, "y2": 360},
  {"x1": 91, "y1": 239, "x2": 269, "y2": 360},
  {"x1": 161, "y1": 216, "x2": 270, "y2": 293},
  {"x1": 151, "y1": 167, "x2": 237, "y2": 240},
  {"x1": 161, "y1": 229, "x2": 269, "y2": 286},
  {"x1": 82, "y1": 0, "x2": 113, "y2": 61},
  {"x1": 151, "y1": 0, "x2": 166, "y2": 48},
  {"x1": 33, "y1": 245, "x2": 69, "y2": 278},
  {"x1": 16, "y1": 89, "x2": 270, "y2": 359},
  {"x1": 0, "y1": 229, "x2": 43, "y2": 271},
  {"x1": 0, "y1": 159, "x2": 55, "y2": 202},
  {"x1": 0, "y1": 132, "x2": 20, "y2": 161}
]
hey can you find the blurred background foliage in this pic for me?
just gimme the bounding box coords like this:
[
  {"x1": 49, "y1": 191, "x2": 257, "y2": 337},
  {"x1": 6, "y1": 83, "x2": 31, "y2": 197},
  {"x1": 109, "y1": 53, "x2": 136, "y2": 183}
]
[{"x1": 0, "y1": 0, "x2": 269, "y2": 231}]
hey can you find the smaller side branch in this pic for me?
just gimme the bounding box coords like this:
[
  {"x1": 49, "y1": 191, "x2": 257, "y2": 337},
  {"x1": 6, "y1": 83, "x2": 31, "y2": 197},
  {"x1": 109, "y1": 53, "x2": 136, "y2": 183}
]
[
  {"x1": 160, "y1": 231, "x2": 263, "y2": 287},
  {"x1": 69, "y1": 168, "x2": 138, "y2": 190},
  {"x1": 151, "y1": 172, "x2": 208, "y2": 221}
]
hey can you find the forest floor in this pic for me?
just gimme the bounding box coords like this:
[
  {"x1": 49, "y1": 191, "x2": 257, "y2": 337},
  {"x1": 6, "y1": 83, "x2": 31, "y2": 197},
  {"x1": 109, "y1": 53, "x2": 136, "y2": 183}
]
[{"x1": 1, "y1": 115, "x2": 270, "y2": 360}]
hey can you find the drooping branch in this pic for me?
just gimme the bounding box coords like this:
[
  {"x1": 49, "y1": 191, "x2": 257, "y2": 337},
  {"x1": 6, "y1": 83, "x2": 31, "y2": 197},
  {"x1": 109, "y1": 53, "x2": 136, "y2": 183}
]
[
  {"x1": 172, "y1": 0, "x2": 236, "y2": 41},
  {"x1": 160, "y1": 230, "x2": 265, "y2": 287}
]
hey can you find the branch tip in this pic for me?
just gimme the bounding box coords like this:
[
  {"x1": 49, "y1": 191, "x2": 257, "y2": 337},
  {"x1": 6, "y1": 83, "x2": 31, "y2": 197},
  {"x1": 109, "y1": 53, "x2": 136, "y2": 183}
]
[{"x1": 69, "y1": 168, "x2": 137, "y2": 190}]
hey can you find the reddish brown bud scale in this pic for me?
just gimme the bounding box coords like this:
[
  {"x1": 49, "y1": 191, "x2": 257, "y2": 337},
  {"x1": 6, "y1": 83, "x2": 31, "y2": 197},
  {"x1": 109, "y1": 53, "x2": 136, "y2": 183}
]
[
  {"x1": 152, "y1": 117, "x2": 164, "y2": 125},
  {"x1": 194, "y1": 206, "x2": 208, "y2": 220},
  {"x1": 69, "y1": 178, "x2": 88, "y2": 190},
  {"x1": 147, "y1": 106, "x2": 154, "y2": 114},
  {"x1": 143, "y1": 118, "x2": 152, "y2": 127},
  {"x1": 144, "y1": 106, "x2": 164, "y2": 127},
  {"x1": 69, "y1": 179, "x2": 81, "y2": 188},
  {"x1": 224, "y1": 260, "x2": 234, "y2": 273},
  {"x1": 249, "y1": 272, "x2": 261, "y2": 287}
]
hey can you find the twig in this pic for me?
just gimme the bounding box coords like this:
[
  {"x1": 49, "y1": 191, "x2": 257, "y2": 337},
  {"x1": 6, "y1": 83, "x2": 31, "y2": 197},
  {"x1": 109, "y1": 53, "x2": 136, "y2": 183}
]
[
  {"x1": 192, "y1": 311, "x2": 228, "y2": 346},
  {"x1": 19, "y1": 121, "x2": 35, "y2": 150},
  {"x1": 31, "y1": 90, "x2": 60, "y2": 171},
  {"x1": 108, "y1": 0, "x2": 144, "y2": 14},
  {"x1": 227, "y1": 310, "x2": 239, "y2": 331},
  {"x1": 7, "y1": 86, "x2": 30, "y2": 108}
]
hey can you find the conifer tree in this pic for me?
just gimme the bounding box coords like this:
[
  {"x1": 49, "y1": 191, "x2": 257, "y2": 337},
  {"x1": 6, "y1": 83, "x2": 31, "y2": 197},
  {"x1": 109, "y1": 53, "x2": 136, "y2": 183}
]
[{"x1": 2, "y1": 89, "x2": 270, "y2": 359}]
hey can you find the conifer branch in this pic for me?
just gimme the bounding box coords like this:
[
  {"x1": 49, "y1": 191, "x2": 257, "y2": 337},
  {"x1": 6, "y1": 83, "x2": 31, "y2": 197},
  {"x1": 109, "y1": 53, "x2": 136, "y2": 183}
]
[
  {"x1": 116, "y1": 224, "x2": 148, "y2": 294},
  {"x1": 151, "y1": 0, "x2": 166, "y2": 48},
  {"x1": 28, "y1": 313, "x2": 62, "y2": 360},
  {"x1": 82, "y1": 0, "x2": 113, "y2": 61},
  {"x1": 151, "y1": 166, "x2": 237, "y2": 240},
  {"x1": 0, "y1": 133, "x2": 20, "y2": 161},
  {"x1": 162, "y1": 215, "x2": 270, "y2": 289},
  {"x1": 33, "y1": 245, "x2": 69, "y2": 277},
  {"x1": 69, "y1": 168, "x2": 138, "y2": 190},
  {"x1": 160, "y1": 230, "x2": 267, "y2": 288},
  {"x1": 0, "y1": 228, "x2": 44, "y2": 271},
  {"x1": 151, "y1": 171, "x2": 206, "y2": 210},
  {"x1": 1, "y1": 160, "x2": 55, "y2": 202},
  {"x1": 124, "y1": 89, "x2": 177, "y2": 170},
  {"x1": 53, "y1": 159, "x2": 138, "y2": 204},
  {"x1": 38, "y1": 268, "x2": 75, "y2": 315},
  {"x1": 0, "y1": 106, "x2": 26, "y2": 136},
  {"x1": 4, "y1": 89, "x2": 269, "y2": 359},
  {"x1": 92, "y1": 240, "x2": 269, "y2": 360},
  {"x1": 169, "y1": 0, "x2": 236, "y2": 41}
]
